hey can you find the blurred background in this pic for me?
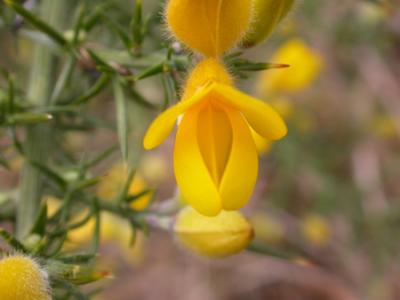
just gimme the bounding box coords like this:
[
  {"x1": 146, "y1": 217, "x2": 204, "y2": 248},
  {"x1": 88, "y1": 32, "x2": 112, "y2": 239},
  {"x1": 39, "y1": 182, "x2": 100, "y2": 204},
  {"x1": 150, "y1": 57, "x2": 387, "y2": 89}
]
[{"x1": 1, "y1": 0, "x2": 400, "y2": 299}]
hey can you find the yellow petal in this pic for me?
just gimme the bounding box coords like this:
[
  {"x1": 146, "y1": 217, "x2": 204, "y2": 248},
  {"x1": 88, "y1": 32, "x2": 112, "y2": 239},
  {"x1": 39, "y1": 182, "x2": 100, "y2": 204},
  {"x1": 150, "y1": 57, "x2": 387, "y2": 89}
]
[
  {"x1": 251, "y1": 128, "x2": 272, "y2": 155},
  {"x1": 219, "y1": 108, "x2": 258, "y2": 210},
  {"x1": 166, "y1": 0, "x2": 252, "y2": 57},
  {"x1": 174, "y1": 108, "x2": 222, "y2": 216},
  {"x1": 212, "y1": 83, "x2": 287, "y2": 140},
  {"x1": 143, "y1": 85, "x2": 212, "y2": 150},
  {"x1": 197, "y1": 101, "x2": 233, "y2": 185}
]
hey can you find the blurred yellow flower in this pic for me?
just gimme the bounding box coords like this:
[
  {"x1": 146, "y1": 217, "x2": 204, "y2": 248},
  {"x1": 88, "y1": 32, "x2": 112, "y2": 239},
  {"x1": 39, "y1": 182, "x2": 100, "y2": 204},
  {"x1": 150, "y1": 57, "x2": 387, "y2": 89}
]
[
  {"x1": 301, "y1": 214, "x2": 331, "y2": 247},
  {"x1": 243, "y1": 0, "x2": 295, "y2": 47},
  {"x1": 144, "y1": 58, "x2": 287, "y2": 216},
  {"x1": 174, "y1": 207, "x2": 253, "y2": 258},
  {"x1": 67, "y1": 211, "x2": 146, "y2": 265},
  {"x1": 97, "y1": 163, "x2": 153, "y2": 211},
  {"x1": 251, "y1": 212, "x2": 284, "y2": 245},
  {"x1": 257, "y1": 39, "x2": 322, "y2": 95},
  {"x1": 44, "y1": 195, "x2": 62, "y2": 217},
  {"x1": 166, "y1": 0, "x2": 252, "y2": 57},
  {"x1": 139, "y1": 153, "x2": 169, "y2": 184},
  {"x1": 370, "y1": 115, "x2": 397, "y2": 139},
  {"x1": 0, "y1": 255, "x2": 51, "y2": 300}
]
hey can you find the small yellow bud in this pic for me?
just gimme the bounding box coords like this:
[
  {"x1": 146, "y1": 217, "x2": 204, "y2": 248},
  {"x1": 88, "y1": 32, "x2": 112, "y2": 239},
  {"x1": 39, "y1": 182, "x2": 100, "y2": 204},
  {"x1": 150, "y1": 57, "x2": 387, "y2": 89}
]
[
  {"x1": 174, "y1": 207, "x2": 254, "y2": 258},
  {"x1": 166, "y1": 0, "x2": 253, "y2": 57},
  {"x1": 0, "y1": 255, "x2": 51, "y2": 300},
  {"x1": 243, "y1": 0, "x2": 295, "y2": 47}
]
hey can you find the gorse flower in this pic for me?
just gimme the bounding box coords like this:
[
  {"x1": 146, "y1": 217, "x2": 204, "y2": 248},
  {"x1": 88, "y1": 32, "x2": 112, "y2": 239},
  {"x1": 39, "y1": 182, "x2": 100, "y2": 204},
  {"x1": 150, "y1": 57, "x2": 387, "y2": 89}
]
[
  {"x1": 174, "y1": 207, "x2": 254, "y2": 258},
  {"x1": 243, "y1": 0, "x2": 295, "y2": 47},
  {"x1": 144, "y1": 0, "x2": 287, "y2": 217},
  {"x1": 166, "y1": 0, "x2": 252, "y2": 57},
  {"x1": 144, "y1": 58, "x2": 287, "y2": 216},
  {"x1": 253, "y1": 39, "x2": 321, "y2": 154},
  {"x1": 257, "y1": 38, "x2": 322, "y2": 95},
  {"x1": 96, "y1": 162, "x2": 153, "y2": 211},
  {"x1": 0, "y1": 255, "x2": 51, "y2": 300}
]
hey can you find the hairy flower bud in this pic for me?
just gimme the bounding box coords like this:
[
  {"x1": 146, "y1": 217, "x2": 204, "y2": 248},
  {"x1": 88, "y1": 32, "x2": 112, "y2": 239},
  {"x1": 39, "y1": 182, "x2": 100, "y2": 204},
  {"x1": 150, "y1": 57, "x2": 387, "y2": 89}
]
[
  {"x1": 243, "y1": 0, "x2": 295, "y2": 47},
  {"x1": 166, "y1": 0, "x2": 253, "y2": 57},
  {"x1": 174, "y1": 207, "x2": 254, "y2": 258},
  {"x1": 0, "y1": 255, "x2": 51, "y2": 300}
]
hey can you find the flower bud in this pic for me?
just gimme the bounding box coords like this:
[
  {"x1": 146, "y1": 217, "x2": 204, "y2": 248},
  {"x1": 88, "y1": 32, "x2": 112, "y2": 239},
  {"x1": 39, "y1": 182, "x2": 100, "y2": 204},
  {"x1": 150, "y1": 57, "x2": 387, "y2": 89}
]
[
  {"x1": 174, "y1": 207, "x2": 254, "y2": 258},
  {"x1": 166, "y1": 0, "x2": 253, "y2": 57},
  {"x1": 0, "y1": 255, "x2": 51, "y2": 300},
  {"x1": 243, "y1": 0, "x2": 295, "y2": 47}
]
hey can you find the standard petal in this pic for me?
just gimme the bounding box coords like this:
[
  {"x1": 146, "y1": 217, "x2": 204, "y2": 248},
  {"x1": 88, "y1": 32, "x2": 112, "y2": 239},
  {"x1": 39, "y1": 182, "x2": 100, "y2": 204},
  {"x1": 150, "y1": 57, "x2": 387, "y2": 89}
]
[
  {"x1": 143, "y1": 85, "x2": 212, "y2": 150},
  {"x1": 219, "y1": 108, "x2": 258, "y2": 211},
  {"x1": 212, "y1": 83, "x2": 287, "y2": 140},
  {"x1": 166, "y1": 0, "x2": 252, "y2": 57},
  {"x1": 174, "y1": 108, "x2": 222, "y2": 216}
]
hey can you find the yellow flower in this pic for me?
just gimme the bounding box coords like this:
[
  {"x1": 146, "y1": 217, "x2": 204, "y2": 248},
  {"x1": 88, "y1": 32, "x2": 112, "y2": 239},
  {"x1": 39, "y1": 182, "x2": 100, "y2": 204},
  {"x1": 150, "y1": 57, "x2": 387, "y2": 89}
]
[
  {"x1": 257, "y1": 39, "x2": 322, "y2": 95},
  {"x1": 139, "y1": 153, "x2": 169, "y2": 184},
  {"x1": 0, "y1": 255, "x2": 51, "y2": 300},
  {"x1": 66, "y1": 212, "x2": 146, "y2": 265},
  {"x1": 67, "y1": 212, "x2": 128, "y2": 247},
  {"x1": 174, "y1": 207, "x2": 253, "y2": 258},
  {"x1": 166, "y1": 0, "x2": 252, "y2": 57},
  {"x1": 97, "y1": 163, "x2": 153, "y2": 211},
  {"x1": 243, "y1": 0, "x2": 295, "y2": 47},
  {"x1": 301, "y1": 214, "x2": 331, "y2": 247},
  {"x1": 144, "y1": 58, "x2": 287, "y2": 216}
]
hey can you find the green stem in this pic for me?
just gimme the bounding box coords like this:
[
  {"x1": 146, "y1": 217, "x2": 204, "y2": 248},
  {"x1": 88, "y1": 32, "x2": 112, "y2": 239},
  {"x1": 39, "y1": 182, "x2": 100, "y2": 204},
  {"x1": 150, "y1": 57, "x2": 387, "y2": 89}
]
[{"x1": 16, "y1": 0, "x2": 67, "y2": 239}]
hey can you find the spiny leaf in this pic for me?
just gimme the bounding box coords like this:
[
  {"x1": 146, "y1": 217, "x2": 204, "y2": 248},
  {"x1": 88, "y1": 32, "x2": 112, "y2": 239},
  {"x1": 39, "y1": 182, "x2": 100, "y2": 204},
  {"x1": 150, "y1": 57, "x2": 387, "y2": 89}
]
[
  {"x1": 5, "y1": 0, "x2": 68, "y2": 47},
  {"x1": 70, "y1": 73, "x2": 110, "y2": 105},
  {"x1": 30, "y1": 202, "x2": 47, "y2": 236},
  {"x1": 82, "y1": 144, "x2": 118, "y2": 170},
  {"x1": 30, "y1": 161, "x2": 67, "y2": 189},
  {"x1": 55, "y1": 253, "x2": 97, "y2": 264},
  {"x1": 0, "y1": 229, "x2": 28, "y2": 253},
  {"x1": 113, "y1": 78, "x2": 129, "y2": 162},
  {"x1": 5, "y1": 112, "x2": 53, "y2": 125}
]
